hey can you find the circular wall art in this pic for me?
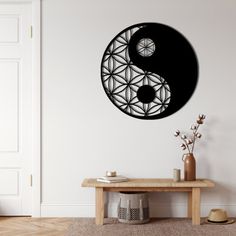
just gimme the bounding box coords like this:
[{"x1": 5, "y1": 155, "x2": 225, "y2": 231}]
[{"x1": 101, "y1": 23, "x2": 198, "y2": 119}]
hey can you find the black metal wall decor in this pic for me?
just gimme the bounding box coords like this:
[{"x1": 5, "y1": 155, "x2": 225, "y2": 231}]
[{"x1": 101, "y1": 23, "x2": 198, "y2": 119}]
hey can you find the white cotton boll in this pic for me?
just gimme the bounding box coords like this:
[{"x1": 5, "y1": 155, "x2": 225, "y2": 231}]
[
  {"x1": 174, "y1": 130, "x2": 180, "y2": 137},
  {"x1": 187, "y1": 139, "x2": 193, "y2": 144},
  {"x1": 196, "y1": 133, "x2": 202, "y2": 138},
  {"x1": 190, "y1": 125, "x2": 197, "y2": 130}
]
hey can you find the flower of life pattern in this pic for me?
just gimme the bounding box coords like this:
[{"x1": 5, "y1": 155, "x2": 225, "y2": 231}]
[
  {"x1": 101, "y1": 28, "x2": 171, "y2": 117},
  {"x1": 137, "y1": 38, "x2": 155, "y2": 57}
]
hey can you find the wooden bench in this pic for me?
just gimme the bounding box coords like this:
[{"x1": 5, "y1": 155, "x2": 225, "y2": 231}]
[{"x1": 81, "y1": 178, "x2": 215, "y2": 225}]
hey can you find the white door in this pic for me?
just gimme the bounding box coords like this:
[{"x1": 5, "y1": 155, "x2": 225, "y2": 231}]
[{"x1": 0, "y1": 2, "x2": 32, "y2": 215}]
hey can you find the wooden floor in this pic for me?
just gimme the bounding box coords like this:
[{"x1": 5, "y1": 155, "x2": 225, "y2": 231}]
[{"x1": 0, "y1": 217, "x2": 73, "y2": 236}]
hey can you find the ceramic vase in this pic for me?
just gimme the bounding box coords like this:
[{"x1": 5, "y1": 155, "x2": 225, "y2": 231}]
[{"x1": 182, "y1": 153, "x2": 196, "y2": 181}]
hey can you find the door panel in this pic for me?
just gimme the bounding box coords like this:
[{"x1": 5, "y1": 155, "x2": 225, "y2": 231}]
[
  {"x1": 0, "y1": 60, "x2": 19, "y2": 151},
  {"x1": 0, "y1": 169, "x2": 19, "y2": 195},
  {"x1": 0, "y1": 16, "x2": 19, "y2": 43},
  {"x1": 0, "y1": 3, "x2": 32, "y2": 215}
]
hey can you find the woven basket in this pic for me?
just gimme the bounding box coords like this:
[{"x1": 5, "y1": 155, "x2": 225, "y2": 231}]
[{"x1": 117, "y1": 192, "x2": 149, "y2": 224}]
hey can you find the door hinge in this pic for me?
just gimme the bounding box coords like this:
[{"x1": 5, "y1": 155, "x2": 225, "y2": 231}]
[
  {"x1": 30, "y1": 25, "x2": 33, "y2": 38},
  {"x1": 30, "y1": 174, "x2": 33, "y2": 186}
]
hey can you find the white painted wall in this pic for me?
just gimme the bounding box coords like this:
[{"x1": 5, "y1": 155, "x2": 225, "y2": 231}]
[{"x1": 41, "y1": 0, "x2": 236, "y2": 217}]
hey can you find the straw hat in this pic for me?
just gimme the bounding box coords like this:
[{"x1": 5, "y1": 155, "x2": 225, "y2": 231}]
[{"x1": 205, "y1": 209, "x2": 234, "y2": 224}]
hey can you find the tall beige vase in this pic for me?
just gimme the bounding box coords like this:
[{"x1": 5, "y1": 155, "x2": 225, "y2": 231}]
[{"x1": 182, "y1": 153, "x2": 196, "y2": 181}]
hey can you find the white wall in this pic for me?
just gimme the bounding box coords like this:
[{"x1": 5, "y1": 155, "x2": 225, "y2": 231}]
[{"x1": 41, "y1": 0, "x2": 236, "y2": 217}]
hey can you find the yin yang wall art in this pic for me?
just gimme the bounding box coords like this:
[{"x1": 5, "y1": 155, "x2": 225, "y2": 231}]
[{"x1": 101, "y1": 23, "x2": 198, "y2": 120}]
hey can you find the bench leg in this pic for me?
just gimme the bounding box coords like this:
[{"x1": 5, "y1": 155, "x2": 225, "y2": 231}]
[
  {"x1": 192, "y1": 187, "x2": 201, "y2": 225},
  {"x1": 187, "y1": 191, "x2": 192, "y2": 218},
  {"x1": 96, "y1": 187, "x2": 104, "y2": 225}
]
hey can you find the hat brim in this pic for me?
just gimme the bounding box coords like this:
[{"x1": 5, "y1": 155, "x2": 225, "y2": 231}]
[{"x1": 204, "y1": 218, "x2": 235, "y2": 225}]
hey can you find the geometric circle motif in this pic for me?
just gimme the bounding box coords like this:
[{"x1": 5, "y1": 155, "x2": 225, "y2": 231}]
[
  {"x1": 101, "y1": 27, "x2": 171, "y2": 118},
  {"x1": 136, "y1": 38, "x2": 155, "y2": 57}
]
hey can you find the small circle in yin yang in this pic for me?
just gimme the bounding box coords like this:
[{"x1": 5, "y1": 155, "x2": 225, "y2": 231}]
[{"x1": 101, "y1": 22, "x2": 199, "y2": 120}]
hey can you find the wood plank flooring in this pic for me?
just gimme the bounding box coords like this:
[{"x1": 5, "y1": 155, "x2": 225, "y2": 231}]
[{"x1": 0, "y1": 217, "x2": 74, "y2": 236}]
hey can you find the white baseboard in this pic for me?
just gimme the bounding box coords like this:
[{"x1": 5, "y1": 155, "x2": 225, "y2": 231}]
[
  {"x1": 41, "y1": 203, "x2": 236, "y2": 217},
  {"x1": 41, "y1": 203, "x2": 95, "y2": 217}
]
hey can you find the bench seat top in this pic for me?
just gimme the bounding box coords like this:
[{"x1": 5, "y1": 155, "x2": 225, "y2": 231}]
[{"x1": 82, "y1": 178, "x2": 215, "y2": 188}]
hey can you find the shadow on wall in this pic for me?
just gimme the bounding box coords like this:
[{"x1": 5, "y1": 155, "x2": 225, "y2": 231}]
[
  {"x1": 196, "y1": 116, "x2": 218, "y2": 178},
  {"x1": 201, "y1": 182, "x2": 236, "y2": 217},
  {"x1": 196, "y1": 116, "x2": 236, "y2": 215}
]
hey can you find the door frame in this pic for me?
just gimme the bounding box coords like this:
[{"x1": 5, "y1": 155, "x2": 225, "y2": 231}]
[
  {"x1": 0, "y1": 0, "x2": 42, "y2": 216},
  {"x1": 31, "y1": 0, "x2": 41, "y2": 217}
]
